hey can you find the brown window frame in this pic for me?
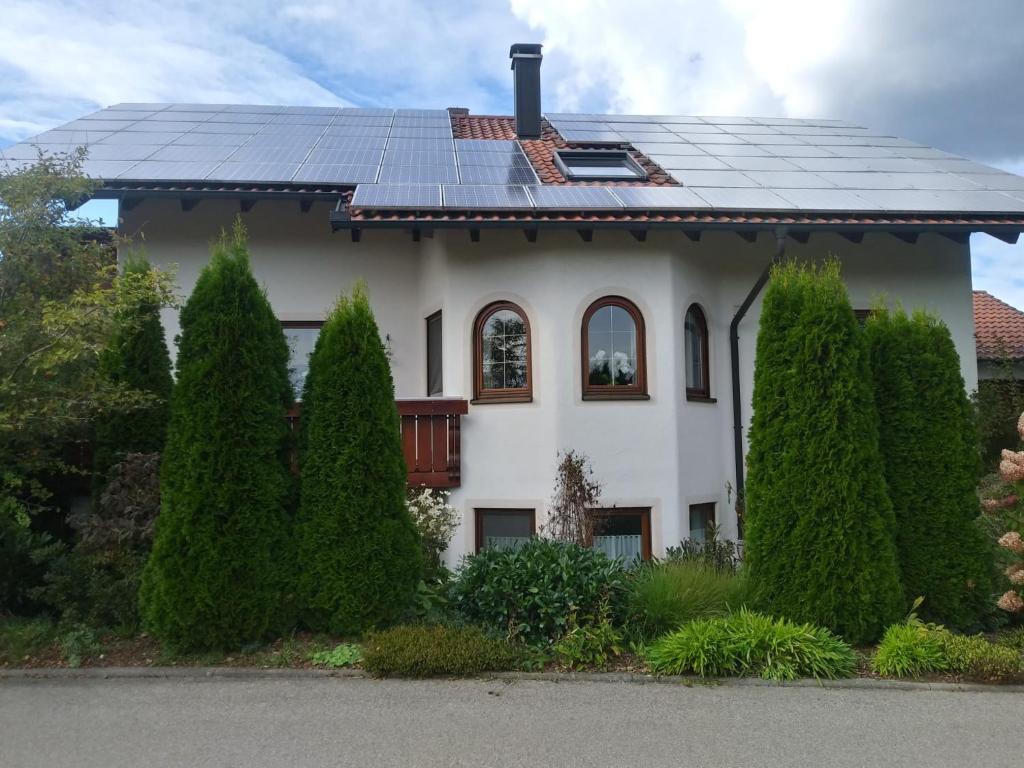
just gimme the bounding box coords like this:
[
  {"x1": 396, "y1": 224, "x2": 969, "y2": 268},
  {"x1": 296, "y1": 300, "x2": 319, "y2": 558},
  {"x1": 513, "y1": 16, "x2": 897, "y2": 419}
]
[
  {"x1": 474, "y1": 508, "x2": 536, "y2": 553},
  {"x1": 581, "y1": 296, "x2": 648, "y2": 400},
  {"x1": 588, "y1": 507, "x2": 653, "y2": 561},
  {"x1": 684, "y1": 304, "x2": 711, "y2": 401},
  {"x1": 473, "y1": 300, "x2": 532, "y2": 404}
]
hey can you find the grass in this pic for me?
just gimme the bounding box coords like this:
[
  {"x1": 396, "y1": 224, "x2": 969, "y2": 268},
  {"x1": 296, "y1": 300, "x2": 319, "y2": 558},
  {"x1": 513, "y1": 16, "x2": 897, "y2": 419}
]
[
  {"x1": 0, "y1": 617, "x2": 58, "y2": 666},
  {"x1": 309, "y1": 643, "x2": 362, "y2": 668},
  {"x1": 871, "y1": 621, "x2": 948, "y2": 678},
  {"x1": 627, "y1": 560, "x2": 752, "y2": 640},
  {"x1": 645, "y1": 609, "x2": 857, "y2": 681}
]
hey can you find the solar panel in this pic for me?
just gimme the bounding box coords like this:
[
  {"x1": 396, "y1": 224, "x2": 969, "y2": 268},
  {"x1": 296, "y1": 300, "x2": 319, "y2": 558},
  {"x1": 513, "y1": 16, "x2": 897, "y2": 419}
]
[
  {"x1": 166, "y1": 103, "x2": 227, "y2": 112},
  {"x1": 772, "y1": 188, "x2": 876, "y2": 211},
  {"x1": 187, "y1": 121, "x2": 262, "y2": 134},
  {"x1": 244, "y1": 135, "x2": 320, "y2": 150},
  {"x1": 316, "y1": 135, "x2": 389, "y2": 151},
  {"x1": 853, "y1": 189, "x2": 1024, "y2": 213},
  {"x1": 385, "y1": 137, "x2": 455, "y2": 151},
  {"x1": 340, "y1": 108, "x2": 396, "y2": 117},
  {"x1": 672, "y1": 170, "x2": 758, "y2": 187},
  {"x1": 454, "y1": 139, "x2": 520, "y2": 153},
  {"x1": 391, "y1": 117, "x2": 452, "y2": 128},
  {"x1": 377, "y1": 165, "x2": 459, "y2": 184},
  {"x1": 229, "y1": 145, "x2": 313, "y2": 163},
  {"x1": 672, "y1": 132, "x2": 746, "y2": 144},
  {"x1": 254, "y1": 124, "x2": 326, "y2": 136},
  {"x1": 119, "y1": 160, "x2": 223, "y2": 180},
  {"x1": 305, "y1": 148, "x2": 384, "y2": 165},
  {"x1": 626, "y1": 132, "x2": 694, "y2": 144},
  {"x1": 61, "y1": 119, "x2": 137, "y2": 132},
  {"x1": 388, "y1": 126, "x2": 453, "y2": 139},
  {"x1": 0, "y1": 143, "x2": 54, "y2": 160},
  {"x1": 699, "y1": 116, "x2": 760, "y2": 126},
  {"x1": 333, "y1": 115, "x2": 395, "y2": 127},
  {"x1": 80, "y1": 110, "x2": 154, "y2": 121},
  {"x1": 742, "y1": 171, "x2": 836, "y2": 189},
  {"x1": 351, "y1": 184, "x2": 442, "y2": 209},
  {"x1": 148, "y1": 145, "x2": 239, "y2": 162},
  {"x1": 208, "y1": 162, "x2": 303, "y2": 182},
  {"x1": 291, "y1": 164, "x2": 380, "y2": 184},
  {"x1": 81, "y1": 160, "x2": 141, "y2": 178},
  {"x1": 609, "y1": 186, "x2": 707, "y2": 209},
  {"x1": 222, "y1": 104, "x2": 282, "y2": 113},
  {"x1": 148, "y1": 111, "x2": 213, "y2": 122},
  {"x1": 382, "y1": 149, "x2": 458, "y2": 166},
  {"x1": 762, "y1": 145, "x2": 835, "y2": 157},
  {"x1": 99, "y1": 131, "x2": 185, "y2": 145},
  {"x1": 558, "y1": 130, "x2": 625, "y2": 144},
  {"x1": 29, "y1": 129, "x2": 113, "y2": 144},
  {"x1": 631, "y1": 142, "x2": 706, "y2": 156},
  {"x1": 322, "y1": 125, "x2": 391, "y2": 138},
  {"x1": 528, "y1": 186, "x2": 622, "y2": 210},
  {"x1": 126, "y1": 121, "x2": 203, "y2": 133},
  {"x1": 458, "y1": 165, "x2": 539, "y2": 185},
  {"x1": 442, "y1": 185, "x2": 534, "y2": 209},
  {"x1": 109, "y1": 103, "x2": 173, "y2": 111},
  {"x1": 606, "y1": 123, "x2": 671, "y2": 133},
  {"x1": 456, "y1": 151, "x2": 535, "y2": 168},
  {"x1": 172, "y1": 132, "x2": 254, "y2": 146},
  {"x1": 694, "y1": 144, "x2": 770, "y2": 157},
  {"x1": 689, "y1": 187, "x2": 792, "y2": 209},
  {"x1": 206, "y1": 112, "x2": 271, "y2": 124},
  {"x1": 270, "y1": 113, "x2": 334, "y2": 126},
  {"x1": 654, "y1": 155, "x2": 731, "y2": 171},
  {"x1": 394, "y1": 108, "x2": 449, "y2": 117},
  {"x1": 719, "y1": 156, "x2": 799, "y2": 172},
  {"x1": 956, "y1": 173, "x2": 1024, "y2": 191}
]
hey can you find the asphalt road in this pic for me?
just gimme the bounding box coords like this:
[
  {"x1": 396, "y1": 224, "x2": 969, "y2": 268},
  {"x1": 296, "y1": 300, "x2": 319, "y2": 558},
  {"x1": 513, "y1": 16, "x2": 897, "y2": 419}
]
[{"x1": 1, "y1": 675, "x2": 1021, "y2": 768}]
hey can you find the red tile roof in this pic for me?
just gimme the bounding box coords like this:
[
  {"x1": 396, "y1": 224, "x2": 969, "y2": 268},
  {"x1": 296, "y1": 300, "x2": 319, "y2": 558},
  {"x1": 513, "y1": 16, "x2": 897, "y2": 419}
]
[{"x1": 974, "y1": 290, "x2": 1024, "y2": 360}]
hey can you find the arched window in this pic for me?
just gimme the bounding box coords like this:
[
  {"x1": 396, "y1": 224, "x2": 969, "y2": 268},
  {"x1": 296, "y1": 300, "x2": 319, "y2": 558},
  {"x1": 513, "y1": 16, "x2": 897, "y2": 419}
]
[
  {"x1": 473, "y1": 301, "x2": 531, "y2": 403},
  {"x1": 684, "y1": 304, "x2": 710, "y2": 399},
  {"x1": 582, "y1": 296, "x2": 647, "y2": 399}
]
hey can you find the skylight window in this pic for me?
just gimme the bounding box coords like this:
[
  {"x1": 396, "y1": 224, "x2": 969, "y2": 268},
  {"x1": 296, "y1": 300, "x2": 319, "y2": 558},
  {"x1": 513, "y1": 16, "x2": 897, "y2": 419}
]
[{"x1": 554, "y1": 150, "x2": 647, "y2": 182}]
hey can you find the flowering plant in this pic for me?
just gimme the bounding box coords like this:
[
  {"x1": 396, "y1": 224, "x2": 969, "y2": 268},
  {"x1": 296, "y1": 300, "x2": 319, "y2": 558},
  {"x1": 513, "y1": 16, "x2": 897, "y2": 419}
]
[
  {"x1": 406, "y1": 486, "x2": 460, "y2": 580},
  {"x1": 985, "y1": 411, "x2": 1024, "y2": 614}
]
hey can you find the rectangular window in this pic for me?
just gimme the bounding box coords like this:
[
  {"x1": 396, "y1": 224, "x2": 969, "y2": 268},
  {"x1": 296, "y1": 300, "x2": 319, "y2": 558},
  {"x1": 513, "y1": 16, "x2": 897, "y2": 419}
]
[
  {"x1": 554, "y1": 150, "x2": 647, "y2": 181},
  {"x1": 689, "y1": 502, "x2": 716, "y2": 543},
  {"x1": 281, "y1": 321, "x2": 323, "y2": 399},
  {"x1": 475, "y1": 508, "x2": 535, "y2": 553},
  {"x1": 589, "y1": 507, "x2": 651, "y2": 563},
  {"x1": 426, "y1": 311, "x2": 443, "y2": 396}
]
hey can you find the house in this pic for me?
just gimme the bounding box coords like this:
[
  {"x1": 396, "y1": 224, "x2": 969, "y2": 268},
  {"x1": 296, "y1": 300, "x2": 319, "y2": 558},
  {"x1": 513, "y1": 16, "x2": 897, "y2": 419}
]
[
  {"x1": 974, "y1": 289, "x2": 1024, "y2": 379},
  {"x1": 4, "y1": 44, "x2": 1024, "y2": 565}
]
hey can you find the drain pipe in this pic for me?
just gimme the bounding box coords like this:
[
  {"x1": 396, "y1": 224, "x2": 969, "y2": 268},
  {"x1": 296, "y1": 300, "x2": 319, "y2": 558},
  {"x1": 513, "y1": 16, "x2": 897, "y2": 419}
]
[{"x1": 730, "y1": 227, "x2": 787, "y2": 515}]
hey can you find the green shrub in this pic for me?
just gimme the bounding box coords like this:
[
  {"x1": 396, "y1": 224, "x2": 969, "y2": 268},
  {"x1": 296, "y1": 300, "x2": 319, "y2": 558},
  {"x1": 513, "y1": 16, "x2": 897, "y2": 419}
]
[
  {"x1": 744, "y1": 260, "x2": 903, "y2": 644},
  {"x1": 663, "y1": 532, "x2": 741, "y2": 574},
  {"x1": 295, "y1": 283, "x2": 421, "y2": 634},
  {"x1": 139, "y1": 222, "x2": 294, "y2": 652},
  {"x1": 310, "y1": 643, "x2": 363, "y2": 669},
  {"x1": 92, "y1": 254, "x2": 173, "y2": 496},
  {"x1": 645, "y1": 609, "x2": 856, "y2": 680},
  {"x1": 361, "y1": 624, "x2": 520, "y2": 678},
  {"x1": 996, "y1": 627, "x2": 1024, "y2": 651},
  {"x1": 449, "y1": 538, "x2": 627, "y2": 645},
  {"x1": 940, "y1": 632, "x2": 1022, "y2": 682},
  {"x1": 552, "y1": 608, "x2": 623, "y2": 670},
  {"x1": 58, "y1": 623, "x2": 101, "y2": 668},
  {"x1": 34, "y1": 550, "x2": 145, "y2": 633},
  {"x1": 628, "y1": 561, "x2": 751, "y2": 640},
  {"x1": 871, "y1": 621, "x2": 949, "y2": 678},
  {"x1": 0, "y1": 496, "x2": 62, "y2": 615},
  {"x1": 865, "y1": 308, "x2": 992, "y2": 629},
  {"x1": 0, "y1": 617, "x2": 57, "y2": 665}
]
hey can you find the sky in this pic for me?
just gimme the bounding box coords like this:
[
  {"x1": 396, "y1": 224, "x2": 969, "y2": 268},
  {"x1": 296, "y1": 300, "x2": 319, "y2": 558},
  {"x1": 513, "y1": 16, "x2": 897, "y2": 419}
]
[{"x1": 1, "y1": 0, "x2": 1022, "y2": 305}]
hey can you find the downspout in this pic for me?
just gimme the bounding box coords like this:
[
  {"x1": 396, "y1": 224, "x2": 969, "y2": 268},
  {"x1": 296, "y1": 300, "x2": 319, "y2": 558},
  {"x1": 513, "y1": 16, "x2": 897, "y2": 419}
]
[{"x1": 729, "y1": 227, "x2": 787, "y2": 522}]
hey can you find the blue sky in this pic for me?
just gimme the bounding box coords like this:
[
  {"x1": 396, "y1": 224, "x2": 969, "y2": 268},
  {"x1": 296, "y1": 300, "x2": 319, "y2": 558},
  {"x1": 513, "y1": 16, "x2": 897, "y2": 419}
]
[{"x1": 2, "y1": 0, "x2": 1022, "y2": 306}]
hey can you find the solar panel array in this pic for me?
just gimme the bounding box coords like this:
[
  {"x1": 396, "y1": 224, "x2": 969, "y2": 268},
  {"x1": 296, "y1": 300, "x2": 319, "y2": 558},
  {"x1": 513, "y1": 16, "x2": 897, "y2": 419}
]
[{"x1": 2, "y1": 104, "x2": 1024, "y2": 214}]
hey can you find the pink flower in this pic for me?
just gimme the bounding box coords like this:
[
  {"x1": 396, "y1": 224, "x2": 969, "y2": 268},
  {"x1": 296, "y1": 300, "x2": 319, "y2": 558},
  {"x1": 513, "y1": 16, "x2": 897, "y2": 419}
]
[
  {"x1": 982, "y1": 498, "x2": 1001, "y2": 511},
  {"x1": 1018, "y1": 410, "x2": 1024, "y2": 440},
  {"x1": 1008, "y1": 564, "x2": 1024, "y2": 585},
  {"x1": 998, "y1": 531, "x2": 1024, "y2": 554},
  {"x1": 997, "y1": 590, "x2": 1024, "y2": 613},
  {"x1": 1001, "y1": 449, "x2": 1024, "y2": 468}
]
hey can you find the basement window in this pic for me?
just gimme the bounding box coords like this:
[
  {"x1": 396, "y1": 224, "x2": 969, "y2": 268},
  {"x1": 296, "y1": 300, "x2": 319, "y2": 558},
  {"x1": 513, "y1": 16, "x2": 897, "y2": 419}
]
[{"x1": 554, "y1": 149, "x2": 647, "y2": 181}]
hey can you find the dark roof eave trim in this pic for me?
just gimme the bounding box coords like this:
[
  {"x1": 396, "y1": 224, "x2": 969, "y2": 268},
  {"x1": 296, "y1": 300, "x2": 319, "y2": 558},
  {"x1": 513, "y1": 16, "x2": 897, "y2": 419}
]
[
  {"x1": 329, "y1": 213, "x2": 1024, "y2": 237},
  {"x1": 93, "y1": 185, "x2": 352, "y2": 202}
]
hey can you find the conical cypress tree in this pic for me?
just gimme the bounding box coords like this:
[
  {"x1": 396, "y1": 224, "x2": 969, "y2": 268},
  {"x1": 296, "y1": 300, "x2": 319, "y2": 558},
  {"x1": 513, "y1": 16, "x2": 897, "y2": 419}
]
[
  {"x1": 295, "y1": 283, "x2": 421, "y2": 634},
  {"x1": 745, "y1": 260, "x2": 903, "y2": 644},
  {"x1": 93, "y1": 253, "x2": 174, "y2": 494},
  {"x1": 865, "y1": 308, "x2": 992, "y2": 629},
  {"x1": 139, "y1": 221, "x2": 294, "y2": 651}
]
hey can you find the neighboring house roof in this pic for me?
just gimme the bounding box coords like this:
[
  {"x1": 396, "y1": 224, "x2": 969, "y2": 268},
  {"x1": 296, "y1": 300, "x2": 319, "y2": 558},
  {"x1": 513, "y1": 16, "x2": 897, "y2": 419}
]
[
  {"x1": 3, "y1": 104, "x2": 1024, "y2": 237},
  {"x1": 974, "y1": 290, "x2": 1024, "y2": 360}
]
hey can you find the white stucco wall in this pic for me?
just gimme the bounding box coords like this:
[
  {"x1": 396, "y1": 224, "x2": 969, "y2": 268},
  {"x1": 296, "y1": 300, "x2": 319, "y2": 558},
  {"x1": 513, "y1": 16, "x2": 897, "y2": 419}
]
[{"x1": 123, "y1": 200, "x2": 976, "y2": 563}]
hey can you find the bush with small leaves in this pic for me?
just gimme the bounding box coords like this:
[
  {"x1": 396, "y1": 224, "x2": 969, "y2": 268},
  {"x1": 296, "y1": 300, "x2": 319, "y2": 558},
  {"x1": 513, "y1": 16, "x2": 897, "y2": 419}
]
[{"x1": 361, "y1": 624, "x2": 520, "y2": 678}]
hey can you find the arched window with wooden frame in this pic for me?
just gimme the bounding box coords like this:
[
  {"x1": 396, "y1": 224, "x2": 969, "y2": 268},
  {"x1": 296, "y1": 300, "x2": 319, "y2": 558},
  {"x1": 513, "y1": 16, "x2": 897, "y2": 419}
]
[
  {"x1": 581, "y1": 296, "x2": 648, "y2": 400},
  {"x1": 473, "y1": 301, "x2": 532, "y2": 403},
  {"x1": 684, "y1": 304, "x2": 711, "y2": 400}
]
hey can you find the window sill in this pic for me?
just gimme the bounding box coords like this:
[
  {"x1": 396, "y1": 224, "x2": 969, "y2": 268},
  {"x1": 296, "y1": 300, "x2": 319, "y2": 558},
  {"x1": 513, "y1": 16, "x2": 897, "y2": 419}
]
[
  {"x1": 686, "y1": 394, "x2": 717, "y2": 404},
  {"x1": 582, "y1": 392, "x2": 651, "y2": 402},
  {"x1": 471, "y1": 394, "x2": 533, "y2": 405}
]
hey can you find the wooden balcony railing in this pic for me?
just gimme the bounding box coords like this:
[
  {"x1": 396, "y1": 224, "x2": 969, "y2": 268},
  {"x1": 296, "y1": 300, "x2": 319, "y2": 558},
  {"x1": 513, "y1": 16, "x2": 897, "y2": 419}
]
[
  {"x1": 397, "y1": 398, "x2": 469, "y2": 489},
  {"x1": 286, "y1": 398, "x2": 469, "y2": 489}
]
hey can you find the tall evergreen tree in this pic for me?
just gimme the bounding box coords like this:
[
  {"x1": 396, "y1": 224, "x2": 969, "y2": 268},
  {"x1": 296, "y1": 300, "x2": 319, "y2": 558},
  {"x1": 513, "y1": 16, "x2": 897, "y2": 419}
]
[
  {"x1": 295, "y1": 283, "x2": 421, "y2": 634},
  {"x1": 745, "y1": 260, "x2": 903, "y2": 644},
  {"x1": 139, "y1": 221, "x2": 294, "y2": 651},
  {"x1": 93, "y1": 253, "x2": 174, "y2": 494},
  {"x1": 865, "y1": 308, "x2": 992, "y2": 629}
]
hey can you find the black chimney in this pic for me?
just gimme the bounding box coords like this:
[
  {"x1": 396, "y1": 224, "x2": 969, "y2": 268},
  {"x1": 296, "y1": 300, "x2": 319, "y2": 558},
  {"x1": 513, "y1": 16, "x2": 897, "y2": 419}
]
[{"x1": 509, "y1": 43, "x2": 543, "y2": 139}]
